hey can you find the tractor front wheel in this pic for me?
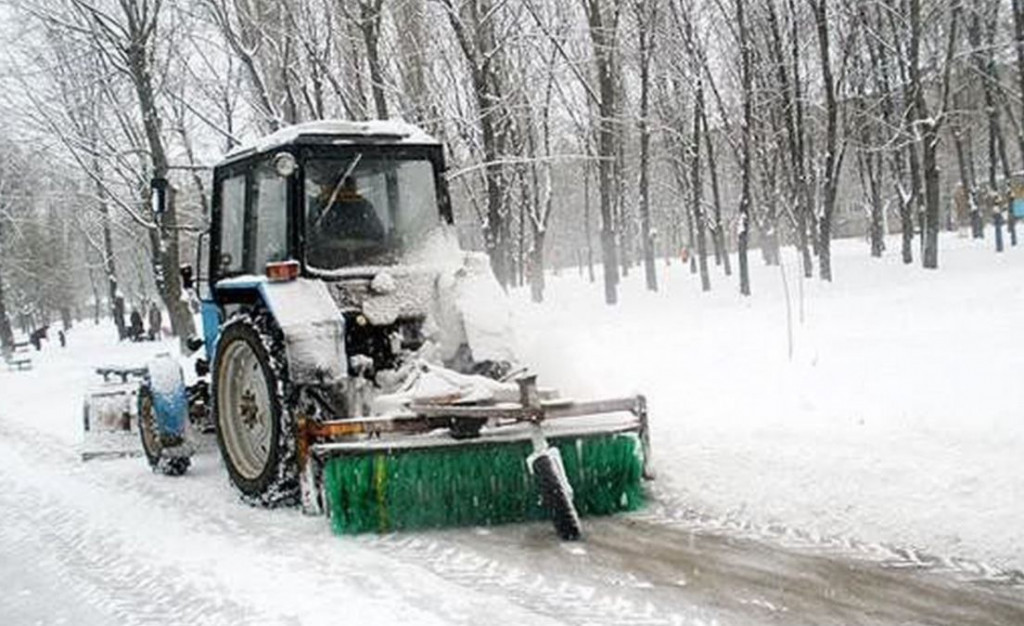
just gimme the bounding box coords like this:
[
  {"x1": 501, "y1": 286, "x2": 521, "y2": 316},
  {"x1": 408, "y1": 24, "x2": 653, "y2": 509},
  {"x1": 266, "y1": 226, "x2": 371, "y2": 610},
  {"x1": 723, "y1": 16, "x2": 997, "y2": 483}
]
[{"x1": 213, "y1": 315, "x2": 298, "y2": 506}]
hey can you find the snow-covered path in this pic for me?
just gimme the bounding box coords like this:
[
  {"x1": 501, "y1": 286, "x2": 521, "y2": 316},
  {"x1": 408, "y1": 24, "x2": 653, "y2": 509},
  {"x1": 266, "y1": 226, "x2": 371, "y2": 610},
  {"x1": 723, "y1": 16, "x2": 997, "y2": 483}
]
[{"x1": 2, "y1": 233, "x2": 1023, "y2": 624}]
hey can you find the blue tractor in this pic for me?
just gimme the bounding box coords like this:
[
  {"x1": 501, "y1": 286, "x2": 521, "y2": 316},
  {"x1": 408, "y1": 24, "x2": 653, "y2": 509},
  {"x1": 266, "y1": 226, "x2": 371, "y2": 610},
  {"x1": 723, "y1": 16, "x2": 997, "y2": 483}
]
[{"x1": 89, "y1": 121, "x2": 650, "y2": 539}]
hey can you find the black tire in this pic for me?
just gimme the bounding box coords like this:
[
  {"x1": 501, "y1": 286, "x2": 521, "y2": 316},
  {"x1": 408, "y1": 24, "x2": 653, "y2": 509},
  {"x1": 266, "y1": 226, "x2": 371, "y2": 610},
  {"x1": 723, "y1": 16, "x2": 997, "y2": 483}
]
[
  {"x1": 212, "y1": 313, "x2": 298, "y2": 507},
  {"x1": 138, "y1": 386, "x2": 191, "y2": 477},
  {"x1": 531, "y1": 448, "x2": 582, "y2": 541}
]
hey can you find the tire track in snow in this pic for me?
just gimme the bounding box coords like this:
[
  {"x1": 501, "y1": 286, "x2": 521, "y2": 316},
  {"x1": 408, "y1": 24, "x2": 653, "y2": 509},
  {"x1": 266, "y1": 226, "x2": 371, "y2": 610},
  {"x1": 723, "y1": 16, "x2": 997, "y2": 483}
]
[
  {"x1": 639, "y1": 486, "x2": 1024, "y2": 587},
  {"x1": 364, "y1": 511, "x2": 1024, "y2": 626},
  {"x1": 0, "y1": 417, "x2": 561, "y2": 626},
  {"x1": 0, "y1": 464, "x2": 266, "y2": 625},
  {"x1": 364, "y1": 530, "x2": 719, "y2": 626}
]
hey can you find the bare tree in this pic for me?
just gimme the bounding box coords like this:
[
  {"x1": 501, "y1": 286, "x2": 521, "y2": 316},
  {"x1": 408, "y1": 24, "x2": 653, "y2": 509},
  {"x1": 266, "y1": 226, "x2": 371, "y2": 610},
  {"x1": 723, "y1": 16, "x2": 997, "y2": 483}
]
[
  {"x1": 48, "y1": 0, "x2": 198, "y2": 343},
  {"x1": 584, "y1": 0, "x2": 623, "y2": 304},
  {"x1": 441, "y1": 0, "x2": 515, "y2": 289}
]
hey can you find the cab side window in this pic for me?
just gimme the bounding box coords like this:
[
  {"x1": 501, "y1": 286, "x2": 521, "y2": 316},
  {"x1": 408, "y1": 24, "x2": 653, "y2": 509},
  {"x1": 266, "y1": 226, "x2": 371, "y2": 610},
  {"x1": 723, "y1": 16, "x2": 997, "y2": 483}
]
[
  {"x1": 252, "y1": 166, "x2": 288, "y2": 271},
  {"x1": 219, "y1": 174, "x2": 246, "y2": 274}
]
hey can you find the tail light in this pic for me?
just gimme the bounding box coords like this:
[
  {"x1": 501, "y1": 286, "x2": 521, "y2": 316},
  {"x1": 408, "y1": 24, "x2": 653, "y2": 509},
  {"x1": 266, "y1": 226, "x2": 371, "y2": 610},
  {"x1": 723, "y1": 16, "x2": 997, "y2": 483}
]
[{"x1": 266, "y1": 260, "x2": 300, "y2": 282}]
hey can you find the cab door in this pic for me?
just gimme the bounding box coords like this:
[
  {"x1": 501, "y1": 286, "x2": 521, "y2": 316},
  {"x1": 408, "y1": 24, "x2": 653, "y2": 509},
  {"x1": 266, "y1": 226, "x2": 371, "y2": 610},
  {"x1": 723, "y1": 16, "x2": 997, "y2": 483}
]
[{"x1": 204, "y1": 158, "x2": 293, "y2": 359}]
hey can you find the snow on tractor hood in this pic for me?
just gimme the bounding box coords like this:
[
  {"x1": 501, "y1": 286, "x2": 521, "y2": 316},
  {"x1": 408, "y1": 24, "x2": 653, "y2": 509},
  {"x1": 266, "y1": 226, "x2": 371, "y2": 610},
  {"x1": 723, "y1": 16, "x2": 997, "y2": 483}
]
[{"x1": 316, "y1": 226, "x2": 518, "y2": 366}]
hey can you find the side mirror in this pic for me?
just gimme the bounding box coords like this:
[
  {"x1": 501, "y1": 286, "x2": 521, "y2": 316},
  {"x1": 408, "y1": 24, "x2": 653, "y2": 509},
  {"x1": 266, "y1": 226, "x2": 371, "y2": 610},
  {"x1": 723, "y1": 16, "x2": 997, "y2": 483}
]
[
  {"x1": 180, "y1": 264, "x2": 194, "y2": 290},
  {"x1": 151, "y1": 177, "x2": 168, "y2": 216}
]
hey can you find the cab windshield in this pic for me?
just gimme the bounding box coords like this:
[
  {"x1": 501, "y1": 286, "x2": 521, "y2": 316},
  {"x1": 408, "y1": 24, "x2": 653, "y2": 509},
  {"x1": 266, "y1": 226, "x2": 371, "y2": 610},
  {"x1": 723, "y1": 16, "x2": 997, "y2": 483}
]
[{"x1": 304, "y1": 155, "x2": 440, "y2": 269}]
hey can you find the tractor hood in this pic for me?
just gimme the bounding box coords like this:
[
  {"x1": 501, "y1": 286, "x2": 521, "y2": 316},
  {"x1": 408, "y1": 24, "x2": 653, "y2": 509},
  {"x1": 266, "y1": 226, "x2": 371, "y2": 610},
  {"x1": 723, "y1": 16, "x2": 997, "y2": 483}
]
[
  {"x1": 250, "y1": 227, "x2": 517, "y2": 385},
  {"x1": 316, "y1": 227, "x2": 518, "y2": 367}
]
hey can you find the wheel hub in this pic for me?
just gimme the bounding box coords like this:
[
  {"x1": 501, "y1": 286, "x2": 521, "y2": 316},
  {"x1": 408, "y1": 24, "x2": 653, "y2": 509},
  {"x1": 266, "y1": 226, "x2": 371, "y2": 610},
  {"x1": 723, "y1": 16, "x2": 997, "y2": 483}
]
[{"x1": 239, "y1": 389, "x2": 260, "y2": 429}]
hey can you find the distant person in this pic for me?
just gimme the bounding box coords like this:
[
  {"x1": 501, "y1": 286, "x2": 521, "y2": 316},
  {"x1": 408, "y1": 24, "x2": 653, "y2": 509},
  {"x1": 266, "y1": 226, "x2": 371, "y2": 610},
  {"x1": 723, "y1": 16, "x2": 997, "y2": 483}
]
[
  {"x1": 129, "y1": 308, "x2": 144, "y2": 342},
  {"x1": 58, "y1": 329, "x2": 66, "y2": 348},
  {"x1": 29, "y1": 326, "x2": 48, "y2": 350}
]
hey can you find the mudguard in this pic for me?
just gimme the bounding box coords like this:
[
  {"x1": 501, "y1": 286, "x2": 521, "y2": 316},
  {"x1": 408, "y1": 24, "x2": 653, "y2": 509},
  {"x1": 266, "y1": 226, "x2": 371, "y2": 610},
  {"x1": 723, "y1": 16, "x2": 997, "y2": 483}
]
[
  {"x1": 214, "y1": 277, "x2": 347, "y2": 385},
  {"x1": 260, "y1": 278, "x2": 347, "y2": 384}
]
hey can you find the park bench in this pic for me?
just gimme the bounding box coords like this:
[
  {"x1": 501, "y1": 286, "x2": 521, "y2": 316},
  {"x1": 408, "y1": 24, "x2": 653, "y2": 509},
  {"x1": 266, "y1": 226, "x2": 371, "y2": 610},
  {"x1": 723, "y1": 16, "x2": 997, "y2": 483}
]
[
  {"x1": 94, "y1": 365, "x2": 149, "y2": 383},
  {"x1": 3, "y1": 341, "x2": 33, "y2": 371}
]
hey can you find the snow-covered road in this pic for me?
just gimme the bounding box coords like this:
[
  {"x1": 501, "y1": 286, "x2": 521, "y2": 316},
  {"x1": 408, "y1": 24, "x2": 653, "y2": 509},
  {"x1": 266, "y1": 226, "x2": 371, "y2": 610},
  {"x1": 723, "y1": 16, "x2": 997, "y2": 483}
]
[
  {"x1": 2, "y1": 232, "x2": 1023, "y2": 624},
  {"x1": 1, "y1": 419, "x2": 1020, "y2": 625}
]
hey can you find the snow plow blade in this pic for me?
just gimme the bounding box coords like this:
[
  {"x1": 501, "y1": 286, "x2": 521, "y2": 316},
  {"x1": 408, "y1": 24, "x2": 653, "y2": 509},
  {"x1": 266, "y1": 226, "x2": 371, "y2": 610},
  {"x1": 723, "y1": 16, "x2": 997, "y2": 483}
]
[
  {"x1": 299, "y1": 377, "x2": 650, "y2": 538},
  {"x1": 80, "y1": 366, "x2": 147, "y2": 461}
]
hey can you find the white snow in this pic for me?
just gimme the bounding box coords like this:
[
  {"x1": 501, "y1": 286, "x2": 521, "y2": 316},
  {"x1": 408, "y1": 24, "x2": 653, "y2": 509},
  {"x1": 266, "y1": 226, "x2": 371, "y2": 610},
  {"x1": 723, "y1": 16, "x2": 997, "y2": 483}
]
[
  {"x1": 225, "y1": 120, "x2": 439, "y2": 162},
  {"x1": 0, "y1": 230, "x2": 1021, "y2": 623},
  {"x1": 515, "y1": 231, "x2": 1024, "y2": 572},
  {"x1": 263, "y1": 278, "x2": 348, "y2": 383}
]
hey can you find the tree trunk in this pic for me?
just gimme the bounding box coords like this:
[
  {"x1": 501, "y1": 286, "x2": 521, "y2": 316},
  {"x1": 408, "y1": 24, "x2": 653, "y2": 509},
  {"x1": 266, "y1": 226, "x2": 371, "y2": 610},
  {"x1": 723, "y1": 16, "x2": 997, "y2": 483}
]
[
  {"x1": 530, "y1": 229, "x2": 546, "y2": 303},
  {"x1": 952, "y1": 122, "x2": 983, "y2": 238},
  {"x1": 701, "y1": 107, "x2": 731, "y2": 276},
  {"x1": 88, "y1": 267, "x2": 101, "y2": 324},
  {"x1": 586, "y1": 0, "x2": 620, "y2": 304},
  {"x1": 692, "y1": 79, "x2": 710, "y2": 291},
  {"x1": 584, "y1": 160, "x2": 596, "y2": 283},
  {"x1": 94, "y1": 159, "x2": 125, "y2": 340},
  {"x1": 995, "y1": 210, "x2": 1005, "y2": 251},
  {"x1": 0, "y1": 224, "x2": 13, "y2": 351},
  {"x1": 616, "y1": 113, "x2": 631, "y2": 279},
  {"x1": 855, "y1": 121, "x2": 885, "y2": 257},
  {"x1": 981, "y1": 0, "x2": 1016, "y2": 246},
  {"x1": 921, "y1": 125, "x2": 941, "y2": 268},
  {"x1": 686, "y1": 191, "x2": 696, "y2": 275},
  {"x1": 518, "y1": 171, "x2": 527, "y2": 288},
  {"x1": 811, "y1": 0, "x2": 840, "y2": 282},
  {"x1": 910, "y1": 0, "x2": 959, "y2": 269},
  {"x1": 736, "y1": 0, "x2": 752, "y2": 295},
  {"x1": 868, "y1": 157, "x2": 885, "y2": 257},
  {"x1": 359, "y1": 0, "x2": 388, "y2": 120},
  {"x1": 1011, "y1": 0, "x2": 1024, "y2": 170}
]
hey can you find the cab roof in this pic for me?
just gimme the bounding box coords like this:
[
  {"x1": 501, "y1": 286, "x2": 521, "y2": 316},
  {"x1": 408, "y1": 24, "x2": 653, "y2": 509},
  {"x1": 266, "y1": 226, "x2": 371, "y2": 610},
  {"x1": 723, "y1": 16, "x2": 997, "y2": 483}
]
[{"x1": 220, "y1": 120, "x2": 440, "y2": 166}]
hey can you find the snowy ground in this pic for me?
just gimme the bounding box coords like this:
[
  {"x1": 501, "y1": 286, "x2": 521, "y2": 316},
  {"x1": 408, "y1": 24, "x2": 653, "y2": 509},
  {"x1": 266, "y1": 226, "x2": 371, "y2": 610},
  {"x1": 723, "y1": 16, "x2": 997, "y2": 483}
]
[
  {"x1": 1, "y1": 231, "x2": 1022, "y2": 624},
  {"x1": 518, "y1": 232, "x2": 1024, "y2": 572}
]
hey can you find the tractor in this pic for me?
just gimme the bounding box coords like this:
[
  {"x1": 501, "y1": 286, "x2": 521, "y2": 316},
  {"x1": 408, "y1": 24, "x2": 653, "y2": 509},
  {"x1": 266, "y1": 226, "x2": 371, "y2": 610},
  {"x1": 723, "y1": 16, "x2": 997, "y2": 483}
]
[{"x1": 84, "y1": 121, "x2": 650, "y2": 540}]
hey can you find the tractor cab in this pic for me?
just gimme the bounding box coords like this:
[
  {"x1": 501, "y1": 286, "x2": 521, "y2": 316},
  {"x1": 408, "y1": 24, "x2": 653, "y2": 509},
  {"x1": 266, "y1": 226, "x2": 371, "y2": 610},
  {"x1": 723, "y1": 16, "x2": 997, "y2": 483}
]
[
  {"x1": 207, "y1": 120, "x2": 452, "y2": 283},
  {"x1": 194, "y1": 121, "x2": 460, "y2": 366}
]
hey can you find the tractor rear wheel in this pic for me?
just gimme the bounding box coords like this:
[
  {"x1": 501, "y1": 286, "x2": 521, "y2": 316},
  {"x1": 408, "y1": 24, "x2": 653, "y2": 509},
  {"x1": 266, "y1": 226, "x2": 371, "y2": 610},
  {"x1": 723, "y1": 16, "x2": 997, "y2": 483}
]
[
  {"x1": 138, "y1": 386, "x2": 190, "y2": 476},
  {"x1": 213, "y1": 314, "x2": 298, "y2": 506}
]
